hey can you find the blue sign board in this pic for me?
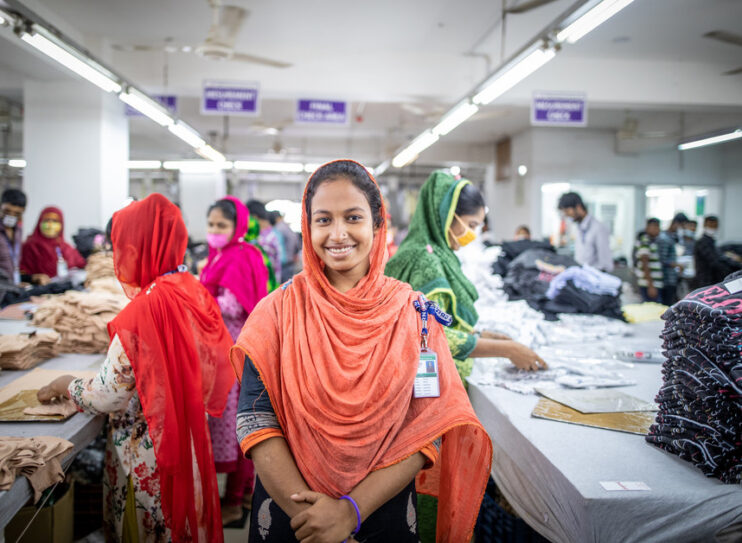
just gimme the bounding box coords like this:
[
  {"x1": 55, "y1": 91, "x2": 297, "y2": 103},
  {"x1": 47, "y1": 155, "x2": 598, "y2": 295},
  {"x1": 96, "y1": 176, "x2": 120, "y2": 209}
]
[
  {"x1": 202, "y1": 81, "x2": 260, "y2": 116},
  {"x1": 296, "y1": 99, "x2": 348, "y2": 124},
  {"x1": 531, "y1": 92, "x2": 587, "y2": 127}
]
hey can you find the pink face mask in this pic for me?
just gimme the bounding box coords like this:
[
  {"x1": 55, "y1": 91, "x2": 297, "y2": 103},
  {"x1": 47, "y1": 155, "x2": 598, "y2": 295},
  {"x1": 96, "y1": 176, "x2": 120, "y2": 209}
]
[{"x1": 207, "y1": 233, "x2": 230, "y2": 249}]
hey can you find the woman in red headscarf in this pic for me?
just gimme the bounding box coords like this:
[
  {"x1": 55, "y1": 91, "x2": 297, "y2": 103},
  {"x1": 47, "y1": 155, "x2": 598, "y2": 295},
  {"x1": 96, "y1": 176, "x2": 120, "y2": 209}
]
[
  {"x1": 232, "y1": 160, "x2": 491, "y2": 542},
  {"x1": 200, "y1": 196, "x2": 268, "y2": 524},
  {"x1": 38, "y1": 194, "x2": 235, "y2": 542},
  {"x1": 20, "y1": 206, "x2": 86, "y2": 285}
]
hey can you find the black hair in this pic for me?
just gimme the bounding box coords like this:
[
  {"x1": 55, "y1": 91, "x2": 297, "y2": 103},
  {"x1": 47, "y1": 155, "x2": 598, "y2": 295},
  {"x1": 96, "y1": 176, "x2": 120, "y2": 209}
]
[
  {"x1": 646, "y1": 218, "x2": 660, "y2": 226},
  {"x1": 105, "y1": 218, "x2": 113, "y2": 243},
  {"x1": 672, "y1": 212, "x2": 689, "y2": 225},
  {"x1": 268, "y1": 210, "x2": 280, "y2": 226},
  {"x1": 305, "y1": 161, "x2": 384, "y2": 228},
  {"x1": 246, "y1": 200, "x2": 269, "y2": 221},
  {"x1": 516, "y1": 225, "x2": 531, "y2": 235},
  {"x1": 454, "y1": 183, "x2": 486, "y2": 217},
  {"x1": 1, "y1": 188, "x2": 27, "y2": 208},
  {"x1": 208, "y1": 199, "x2": 237, "y2": 225},
  {"x1": 704, "y1": 215, "x2": 719, "y2": 224},
  {"x1": 557, "y1": 192, "x2": 585, "y2": 210},
  {"x1": 688, "y1": 220, "x2": 698, "y2": 226}
]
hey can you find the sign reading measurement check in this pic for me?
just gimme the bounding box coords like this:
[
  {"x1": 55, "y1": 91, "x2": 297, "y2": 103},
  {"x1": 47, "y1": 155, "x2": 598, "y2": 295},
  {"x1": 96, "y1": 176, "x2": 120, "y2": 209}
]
[
  {"x1": 202, "y1": 80, "x2": 260, "y2": 116},
  {"x1": 531, "y1": 92, "x2": 587, "y2": 127}
]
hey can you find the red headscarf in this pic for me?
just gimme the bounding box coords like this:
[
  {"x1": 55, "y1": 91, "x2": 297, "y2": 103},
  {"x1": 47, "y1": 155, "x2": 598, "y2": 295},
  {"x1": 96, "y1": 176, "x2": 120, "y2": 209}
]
[
  {"x1": 108, "y1": 194, "x2": 234, "y2": 542},
  {"x1": 232, "y1": 160, "x2": 492, "y2": 542},
  {"x1": 200, "y1": 196, "x2": 268, "y2": 315},
  {"x1": 20, "y1": 206, "x2": 86, "y2": 277}
]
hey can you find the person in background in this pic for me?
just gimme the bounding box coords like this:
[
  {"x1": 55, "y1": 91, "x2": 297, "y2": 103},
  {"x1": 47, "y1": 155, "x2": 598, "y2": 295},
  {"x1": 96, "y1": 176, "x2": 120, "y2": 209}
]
[
  {"x1": 682, "y1": 219, "x2": 698, "y2": 255},
  {"x1": 666, "y1": 212, "x2": 689, "y2": 244},
  {"x1": 233, "y1": 160, "x2": 491, "y2": 542},
  {"x1": 514, "y1": 225, "x2": 531, "y2": 241},
  {"x1": 657, "y1": 222, "x2": 681, "y2": 306},
  {"x1": 271, "y1": 210, "x2": 300, "y2": 282},
  {"x1": 386, "y1": 171, "x2": 547, "y2": 382},
  {"x1": 0, "y1": 188, "x2": 26, "y2": 284},
  {"x1": 246, "y1": 200, "x2": 282, "y2": 282},
  {"x1": 201, "y1": 197, "x2": 269, "y2": 525},
  {"x1": 557, "y1": 192, "x2": 614, "y2": 272},
  {"x1": 635, "y1": 218, "x2": 664, "y2": 302},
  {"x1": 385, "y1": 211, "x2": 399, "y2": 258},
  {"x1": 37, "y1": 194, "x2": 235, "y2": 542},
  {"x1": 693, "y1": 215, "x2": 742, "y2": 288},
  {"x1": 245, "y1": 214, "x2": 279, "y2": 293},
  {"x1": 20, "y1": 206, "x2": 85, "y2": 285}
]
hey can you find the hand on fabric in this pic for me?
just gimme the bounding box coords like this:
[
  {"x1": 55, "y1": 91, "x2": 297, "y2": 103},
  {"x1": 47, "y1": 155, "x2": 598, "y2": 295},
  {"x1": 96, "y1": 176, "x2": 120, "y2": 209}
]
[
  {"x1": 506, "y1": 342, "x2": 548, "y2": 371},
  {"x1": 32, "y1": 274, "x2": 51, "y2": 286},
  {"x1": 480, "y1": 330, "x2": 512, "y2": 340},
  {"x1": 289, "y1": 491, "x2": 357, "y2": 543},
  {"x1": 37, "y1": 375, "x2": 75, "y2": 403}
]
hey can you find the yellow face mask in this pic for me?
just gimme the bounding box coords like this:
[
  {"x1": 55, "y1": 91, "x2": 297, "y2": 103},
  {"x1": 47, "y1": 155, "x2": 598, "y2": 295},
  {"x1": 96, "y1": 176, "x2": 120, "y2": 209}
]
[
  {"x1": 40, "y1": 219, "x2": 62, "y2": 239},
  {"x1": 452, "y1": 215, "x2": 476, "y2": 248}
]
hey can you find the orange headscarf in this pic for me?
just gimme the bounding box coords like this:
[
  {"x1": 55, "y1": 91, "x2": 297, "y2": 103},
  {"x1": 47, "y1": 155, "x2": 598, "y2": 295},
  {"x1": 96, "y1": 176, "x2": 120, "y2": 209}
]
[{"x1": 231, "y1": 160, "x2": 491, "y2": 542}]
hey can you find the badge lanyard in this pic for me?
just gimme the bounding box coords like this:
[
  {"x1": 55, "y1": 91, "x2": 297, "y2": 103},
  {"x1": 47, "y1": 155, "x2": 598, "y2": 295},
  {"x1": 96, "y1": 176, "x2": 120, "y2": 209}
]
[{"x1": 412, "y1": 295, "x2": 452, "y2": 399}]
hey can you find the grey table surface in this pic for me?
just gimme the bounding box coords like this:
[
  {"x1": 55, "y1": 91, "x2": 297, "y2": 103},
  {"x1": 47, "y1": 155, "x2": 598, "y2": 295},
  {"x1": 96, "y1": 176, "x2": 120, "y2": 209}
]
[
  {"x1": 468, "y1": 321, "x2": 742, "y2": 543},
  {"x1": 0, "y1": 319, "x2": 105, "y2": 533}
]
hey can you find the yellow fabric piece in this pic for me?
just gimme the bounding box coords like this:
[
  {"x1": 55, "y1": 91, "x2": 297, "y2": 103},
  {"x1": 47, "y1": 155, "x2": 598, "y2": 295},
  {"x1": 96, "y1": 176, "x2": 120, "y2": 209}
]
[
  {"x1": 622, "y1": 302, "x2": 668, "y2": 323},
  {"x1": 122, "y1": 476, "x2": 139, "y2": 543}
]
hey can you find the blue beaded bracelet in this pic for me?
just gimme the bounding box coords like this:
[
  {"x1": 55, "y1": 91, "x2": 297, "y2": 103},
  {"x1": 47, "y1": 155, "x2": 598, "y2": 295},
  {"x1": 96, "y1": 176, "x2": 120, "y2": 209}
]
[{"x1": 339, "y1": 495, "x2": 361, "y2": 540}]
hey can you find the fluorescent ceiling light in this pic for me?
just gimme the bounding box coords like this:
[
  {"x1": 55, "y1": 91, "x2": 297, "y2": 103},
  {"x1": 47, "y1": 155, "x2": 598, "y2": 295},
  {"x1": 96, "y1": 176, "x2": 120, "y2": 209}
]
[
  {"x1": 127, "y1": 160, "x2": 161, "y2": 169},
  {"x1": 432, "y1": 101, "x2": 479, "y2": 136},
  {"x1": 8, "y1": 159, "x2": 26, "y2": 168},
  {"x1": 195, "y1": 145, "x2": 227, "y2": 163},
  {"x1": 234, "y1": 161, "x2": 304, "y2": 173},
  {"x1": 557, "y1": 0, "x2": 636, "y2": 45},
  {"x1": 163, "y1": 160, "x2": 232, "y2": 172},
  {"x1": 677, "y1": 129, "x2": 742, "y2": 151},
  {"x1": 646, "y1": 188, "x2": 682, "y2": 197},
  {"x1": 374, "y1": 159, "x2": 391, "y2": 177},
  {"x1": 392, "y1": 130, "x2": 439, "y2": 168},
  {"x1": 541, "y1": 182, "x2": 570, "y2": 193},
  {"x1": 119, "y1": 89, "x2": 173, "y2": 127},
  {"x1": 20, "y1": 28, "x2": 121, "y2": 93},
  {"x1": 473, "y1": 48, "x2": 556, "y2": 105},
  {"x1": 304, "y1": 163, "x2": 321, "y2": 173},
  {"x1": 168, "y1": 122, "x2": 205, "y2": 148}
]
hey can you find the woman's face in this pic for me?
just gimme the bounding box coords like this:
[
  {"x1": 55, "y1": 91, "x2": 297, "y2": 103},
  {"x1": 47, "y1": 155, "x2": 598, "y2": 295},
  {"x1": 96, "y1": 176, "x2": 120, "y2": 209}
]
[
  {"x1": 310, "y1": 177, "x2": 376, "y2": 276},
  {"x1": 448, "y1": 207, "x2": 486, "y2": 251},
  {"x1": 207, "y1": 207, "x2": 235, "y2": 240},
  {"x1": 40, "y1": 213, "x2": 62, "y2": 239}
]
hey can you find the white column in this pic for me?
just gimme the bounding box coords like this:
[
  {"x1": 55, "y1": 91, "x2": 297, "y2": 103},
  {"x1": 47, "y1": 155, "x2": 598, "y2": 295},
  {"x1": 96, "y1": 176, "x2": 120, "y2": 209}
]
[
  {"x1": 179, "y1": 170, "x2": 226, "y2": 241},
  {"x1": 23, "y1": 80, "x2": 128, "y2": 236}
]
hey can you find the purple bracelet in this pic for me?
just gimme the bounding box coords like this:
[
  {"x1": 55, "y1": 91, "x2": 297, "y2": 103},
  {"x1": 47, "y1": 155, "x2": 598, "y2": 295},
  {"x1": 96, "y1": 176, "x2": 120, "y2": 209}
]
[{"x1": 339, "y1": 495, "x2": 361, "y2": 539}]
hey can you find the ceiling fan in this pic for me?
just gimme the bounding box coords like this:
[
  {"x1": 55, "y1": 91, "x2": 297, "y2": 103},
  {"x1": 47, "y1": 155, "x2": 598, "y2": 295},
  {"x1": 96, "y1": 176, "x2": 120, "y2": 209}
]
[
  {"x1": 112, "y1": 0, "x2": 291, "y2": 68},
  {"x1": 703, "y1": 30, "x2": 742, "y2": 75}
]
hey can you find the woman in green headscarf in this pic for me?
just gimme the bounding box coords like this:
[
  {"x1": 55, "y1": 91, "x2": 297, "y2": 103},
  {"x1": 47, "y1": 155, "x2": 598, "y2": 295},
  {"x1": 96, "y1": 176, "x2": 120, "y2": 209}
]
[
  {"x1": 246, "y1": 214, "x2": 279, "y2": 292},
  {"x1": 386, "y1": 171, "x2": 547, "y2": 382}
]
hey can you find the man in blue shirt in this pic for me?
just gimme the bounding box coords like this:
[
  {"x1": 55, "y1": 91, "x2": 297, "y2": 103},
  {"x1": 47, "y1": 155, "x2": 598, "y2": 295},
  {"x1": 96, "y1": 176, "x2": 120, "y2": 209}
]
[{"x1": 0, "y1": 189, "x2": 26, "y2": 284}]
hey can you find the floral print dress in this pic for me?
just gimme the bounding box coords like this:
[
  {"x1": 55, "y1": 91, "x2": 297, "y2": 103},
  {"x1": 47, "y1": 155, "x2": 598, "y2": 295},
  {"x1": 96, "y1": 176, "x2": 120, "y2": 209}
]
[{"x1": 68, "y1": 334, "x2": 199, "y2": 542}]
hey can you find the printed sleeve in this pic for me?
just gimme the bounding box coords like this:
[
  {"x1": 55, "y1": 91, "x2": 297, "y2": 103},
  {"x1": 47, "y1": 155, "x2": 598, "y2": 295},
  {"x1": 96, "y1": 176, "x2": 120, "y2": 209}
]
[{"x1": 426, "y1": 291, "x2": 477, "y2": 360}]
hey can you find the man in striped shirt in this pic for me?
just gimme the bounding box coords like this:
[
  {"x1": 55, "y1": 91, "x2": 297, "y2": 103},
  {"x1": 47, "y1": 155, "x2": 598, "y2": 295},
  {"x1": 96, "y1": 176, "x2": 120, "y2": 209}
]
[{"x1": 635, "y1": 218, "x2": 663, "y2": 302}]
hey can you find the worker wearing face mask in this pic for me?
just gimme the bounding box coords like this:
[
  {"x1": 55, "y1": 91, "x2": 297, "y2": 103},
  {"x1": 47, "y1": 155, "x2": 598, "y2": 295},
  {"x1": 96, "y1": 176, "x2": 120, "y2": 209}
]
[
  {"x1": 693, "y1": 215, "x2": 742, "y2": 289},
  {"x1": 20, "y1": 207, "x2": 86, "y2": 285},
  {"x1": 0, "y1": 189, "x2": 27, "y2": 285}
]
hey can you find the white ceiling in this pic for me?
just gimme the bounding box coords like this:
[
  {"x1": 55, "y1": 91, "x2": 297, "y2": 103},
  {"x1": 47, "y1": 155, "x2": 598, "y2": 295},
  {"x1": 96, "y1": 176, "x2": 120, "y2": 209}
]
[{"x1": 1, "y1": 0, "x2": 741, "y2": 163}]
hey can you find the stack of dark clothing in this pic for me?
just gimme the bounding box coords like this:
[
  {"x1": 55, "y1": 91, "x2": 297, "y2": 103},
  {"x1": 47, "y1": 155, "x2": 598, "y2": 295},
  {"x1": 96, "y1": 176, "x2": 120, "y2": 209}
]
[
  {"x1": 646, "y1": 270, "x2": 742, "y2": 484},
  {"x1": 492, "y1": 239, "x2": 554, "y2": 277}
]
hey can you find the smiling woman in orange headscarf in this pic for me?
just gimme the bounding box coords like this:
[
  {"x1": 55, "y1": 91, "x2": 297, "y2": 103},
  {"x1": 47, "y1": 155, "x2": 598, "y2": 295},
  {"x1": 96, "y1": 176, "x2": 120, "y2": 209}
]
[
  {"x1": 232, "y1": 160, "x2": 491, "y2": 542},
  {"x1": 38, "y1": 194, "x2": 235, "y2": 542}
]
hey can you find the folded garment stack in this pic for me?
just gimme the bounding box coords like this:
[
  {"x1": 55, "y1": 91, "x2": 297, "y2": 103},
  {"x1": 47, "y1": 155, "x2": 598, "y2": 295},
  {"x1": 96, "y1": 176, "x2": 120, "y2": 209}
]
[
  {"x1": 32, "y1": 291, "x2": 128, "y2": 353},
  {"x1": 646, "y1": 270, "x2": 742, "y2": 484},
  {"x1": 0, "y1": 331, "x2": 61, "y2": 370},
  {"x1": 0, "y1": 436, "x2": 73, "y2": 502}
]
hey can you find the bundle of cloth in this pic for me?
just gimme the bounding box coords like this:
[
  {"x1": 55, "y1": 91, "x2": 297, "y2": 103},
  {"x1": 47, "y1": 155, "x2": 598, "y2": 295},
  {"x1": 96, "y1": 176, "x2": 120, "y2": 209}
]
[
  {"x1": 491, "y1": 239, "x2": 554, "y2": 277},
  {"x1": 545, "y1": 265, "x2": 624, "y2": 321},
  {"x1": 72, "y1": 227, "x2": 105, "y2": 259},
  {"x1": 32, "y1": 291, "x2": 127, "y2": 353},
  {"x1": 0, "y1": 436, "x2": 73, "y2": 501},
  {"x1": 646, "y1": 270, "x2": 742, "y2": 484},
  {"x1": 0, "y1": 330, "x2": 61, "y2": 370},
  {"x1": 84, "y1": 252, "x2": 121, "y2": 294}
]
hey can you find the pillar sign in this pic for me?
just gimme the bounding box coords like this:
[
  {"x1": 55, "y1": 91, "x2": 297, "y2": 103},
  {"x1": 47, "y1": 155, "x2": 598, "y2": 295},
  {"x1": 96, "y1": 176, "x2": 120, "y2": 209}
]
[{"x1": 531, "y1": 92, "x2": 587, "y2": 127}]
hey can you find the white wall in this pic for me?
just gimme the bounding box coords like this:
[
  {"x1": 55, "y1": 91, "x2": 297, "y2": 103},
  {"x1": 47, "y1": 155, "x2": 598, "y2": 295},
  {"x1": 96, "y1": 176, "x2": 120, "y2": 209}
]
[{"x1": 179, "y1": 171, "x2": 226, "y2": 241}]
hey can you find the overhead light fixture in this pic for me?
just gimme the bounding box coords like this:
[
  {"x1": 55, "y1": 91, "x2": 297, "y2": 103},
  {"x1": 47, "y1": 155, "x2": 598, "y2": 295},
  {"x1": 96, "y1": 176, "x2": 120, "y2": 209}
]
[
  {"x1": 645, "y1": 188, "x2": 682, "y2": 198},
  {"x1": 304, "y1": 163, "x2": 321, "y2": 173},
  {"x1": 374, "y1": 159, "x2": 391, "y2": 177},
  {"x1": 234, "y1": 161, "x2": 304, "y2": 173},
  {"x1": 518, "y1": 165, "x2": 528, "y2": 176},
  {"x1": 127, "y1": 160, "x2": 161, "y2": 169},
  {"x1": 20, "y1": 27, "x2": 121, "y2": 93},
  {"x1": 473, "y1": 47, "x2": 556, "y2": 105},
  {"x1": 8, "y1": 159, "x2": 26, "y2": 168},
  {"x1": 119, "y1": 89, "x2": 174, "y2": 127},
  {"x1": 163, "y1": 160, "x2": 232, "y2": 173},
  {"x1": 556, "y1": 0, "x2": 636, "y2": 45},
  {"x1": 392, "y1": 131, "x2": 439, "y2": 168},
  {"x1": 432, "y1": 101, "x2": 479, "y2": 136},
  {"x1": 678, "y1": 129, "x2": 742, "y2": 151},
  {"x1": 168, "y1": 122, "x2": 205, "y2": 148},
  {"x1": 195, "y1": 145, "x2": 227, "y2": 163}
]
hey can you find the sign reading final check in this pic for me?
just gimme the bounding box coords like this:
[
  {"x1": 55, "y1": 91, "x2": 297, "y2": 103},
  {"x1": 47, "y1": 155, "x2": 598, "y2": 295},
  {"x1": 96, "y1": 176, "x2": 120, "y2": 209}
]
[
  {"x1": 202, "y1": 80, "x2": 260, "y2": 116},
  {"x1": 531, "y1": 92, "x2": 587, "y2": 127},
  {"x1": 296, "y1": 99, "x2": 348, "y2": 124}
]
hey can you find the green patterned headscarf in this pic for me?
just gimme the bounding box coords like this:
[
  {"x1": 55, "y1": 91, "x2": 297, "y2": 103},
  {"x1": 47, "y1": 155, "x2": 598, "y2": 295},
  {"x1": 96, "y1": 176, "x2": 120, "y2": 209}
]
[
  {"x1": 246, "y1": 215, "x2": 279, "y2": 292},
  {"x1": 385, "y1": 171, "x2": 479, "y2": 331}
]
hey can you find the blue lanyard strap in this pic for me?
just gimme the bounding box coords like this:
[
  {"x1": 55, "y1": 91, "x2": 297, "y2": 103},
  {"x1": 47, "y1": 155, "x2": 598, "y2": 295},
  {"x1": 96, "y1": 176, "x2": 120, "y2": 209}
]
[
  {"x1": 162, "y1": 264, "x2": 188, "y2": 277},
  {"x1": 414, "y1": 294, "x2": 453, "y2": 349}
]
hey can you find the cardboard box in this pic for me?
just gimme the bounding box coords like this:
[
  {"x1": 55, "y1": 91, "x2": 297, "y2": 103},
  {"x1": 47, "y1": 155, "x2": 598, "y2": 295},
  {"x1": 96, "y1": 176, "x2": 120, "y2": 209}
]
[{"x1": 5, "y1": 481, "x2": 74, "y2": 543}]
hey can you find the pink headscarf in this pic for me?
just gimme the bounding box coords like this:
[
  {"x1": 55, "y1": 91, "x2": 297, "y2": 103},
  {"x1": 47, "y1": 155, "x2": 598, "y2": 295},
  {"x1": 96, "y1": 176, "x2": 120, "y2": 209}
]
[{"x1": 200, "y1": 196, "x2": 268, "y2": 314}]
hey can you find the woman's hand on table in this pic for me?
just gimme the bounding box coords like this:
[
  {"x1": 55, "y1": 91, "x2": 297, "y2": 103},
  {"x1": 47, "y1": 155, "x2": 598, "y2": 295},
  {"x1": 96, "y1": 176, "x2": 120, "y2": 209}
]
[
  {"x1": 480, "y1": 330, "x2": 512, "y2": 341},
  {"x1": 37, "y1": 375, "x2": 76, "y2": 403},
  {"x1": 506, "y1": 342, "x2": 548, "y2": 372},
  {"x1": 290, "y1": 491, "x2": 358, "y2": 543}
]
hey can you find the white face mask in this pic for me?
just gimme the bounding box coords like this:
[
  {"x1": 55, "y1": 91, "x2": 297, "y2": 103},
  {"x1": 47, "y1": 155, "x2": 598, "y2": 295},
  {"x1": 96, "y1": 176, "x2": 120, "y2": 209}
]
[
  {"x1": 705, "y1": 227, "x2": 717, "y2": 238},
  {"x1": 2, "y1": 214, "x2": 17, "y2": 228}
]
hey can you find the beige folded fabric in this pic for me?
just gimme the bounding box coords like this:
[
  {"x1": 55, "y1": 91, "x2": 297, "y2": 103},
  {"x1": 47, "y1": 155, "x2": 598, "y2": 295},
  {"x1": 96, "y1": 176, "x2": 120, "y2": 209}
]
[
  {"x1": 84, "y1": 252, "x2": 116, "y2": 287},
  {"x1": 32, "y1": 291, "x2": 128, "y2": 354},
  {"x1": 0, "y1": 436, "x2": 73, "y2": 502},
  {"x1": 24, "y1": 397, "x2": 77, "y2": 418},
  {"x1": 0, "y1": 331, "x2": 61, "y2": 370}
]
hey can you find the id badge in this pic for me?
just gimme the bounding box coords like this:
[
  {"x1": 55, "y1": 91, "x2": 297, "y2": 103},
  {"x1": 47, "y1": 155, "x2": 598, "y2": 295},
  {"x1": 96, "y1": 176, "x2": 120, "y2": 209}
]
[{"x1": 414, "y1": 349, "x2": 440, "y2": 398}]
